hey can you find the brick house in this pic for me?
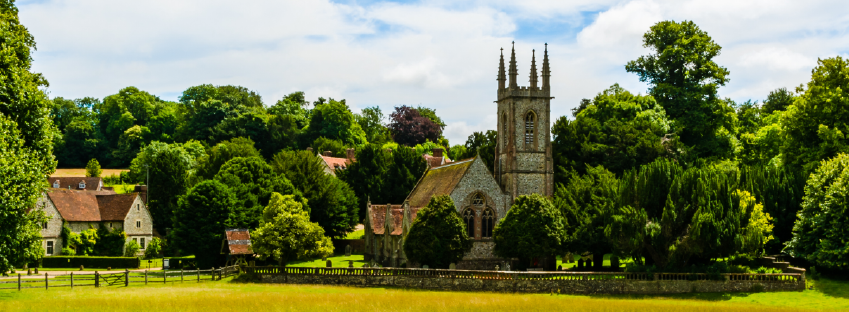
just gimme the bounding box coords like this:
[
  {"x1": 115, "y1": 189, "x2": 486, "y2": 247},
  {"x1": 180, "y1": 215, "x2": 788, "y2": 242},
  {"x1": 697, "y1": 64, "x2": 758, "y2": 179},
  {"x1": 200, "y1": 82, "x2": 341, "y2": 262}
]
[{"x1": 36, "y1": 188, "x2": 154, "y2": 256}]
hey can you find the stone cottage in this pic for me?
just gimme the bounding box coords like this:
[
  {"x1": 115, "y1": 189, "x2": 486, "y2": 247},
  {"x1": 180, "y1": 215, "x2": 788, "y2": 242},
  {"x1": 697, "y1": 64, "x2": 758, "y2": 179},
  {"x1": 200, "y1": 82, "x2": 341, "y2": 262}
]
[
  {"x1": 36, "y1": 189, "x2": 154, "y2": 256},
  {"x1": 364, "y1": 43, "x2": 555, "y2": 270}
]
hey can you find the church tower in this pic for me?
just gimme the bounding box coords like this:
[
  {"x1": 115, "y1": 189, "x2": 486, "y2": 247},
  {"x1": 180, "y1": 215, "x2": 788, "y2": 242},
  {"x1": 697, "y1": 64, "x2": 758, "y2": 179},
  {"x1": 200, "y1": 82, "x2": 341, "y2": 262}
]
[{"x1": 495, "y1": 42, "x2": 554, "y2": 199}]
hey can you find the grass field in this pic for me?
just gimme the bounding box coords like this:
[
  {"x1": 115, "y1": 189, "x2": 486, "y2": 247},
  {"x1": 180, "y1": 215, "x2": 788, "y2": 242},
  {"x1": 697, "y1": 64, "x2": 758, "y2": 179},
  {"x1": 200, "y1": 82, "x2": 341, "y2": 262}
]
[
  {"x1": 52, "y1": 168, "x2": 128, "y2": 177},
  {"x1": 1, "y1": 276, "x2": 847, "y2": 311}
]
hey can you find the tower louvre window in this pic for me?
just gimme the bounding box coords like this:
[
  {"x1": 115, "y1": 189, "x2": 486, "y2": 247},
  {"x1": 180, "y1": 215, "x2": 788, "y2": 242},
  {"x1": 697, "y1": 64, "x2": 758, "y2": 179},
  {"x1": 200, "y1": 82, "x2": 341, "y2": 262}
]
[
  {"x1": 502, "y1": 113, "x2": 508, "y2": 146},
  {"x1": 525, "y1": 112, "x2": 535, "y2": 145}
]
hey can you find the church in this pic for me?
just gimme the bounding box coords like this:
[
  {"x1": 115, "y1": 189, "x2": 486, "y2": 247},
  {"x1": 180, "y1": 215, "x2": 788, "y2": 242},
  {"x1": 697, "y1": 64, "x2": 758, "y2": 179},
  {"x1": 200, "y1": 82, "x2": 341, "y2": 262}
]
[{"x1": 364, "y1": 43, "x2": 554, "y2": 270}]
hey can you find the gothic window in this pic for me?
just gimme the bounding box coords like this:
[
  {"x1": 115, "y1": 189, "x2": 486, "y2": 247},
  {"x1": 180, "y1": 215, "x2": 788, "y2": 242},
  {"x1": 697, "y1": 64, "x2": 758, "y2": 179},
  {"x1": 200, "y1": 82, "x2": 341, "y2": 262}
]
[
  {"x1": 473, "y1": 193, "x2": 484, "y2": 207},
  {"x1": 462, "y1": 208, "x2": 475, "y2": 238},
  {"x1": 525, "y1": 112, "x2": 535, "y2": 146},
  {"x1": 482, "y1": 209, "x2": 494, "y2": 238}
]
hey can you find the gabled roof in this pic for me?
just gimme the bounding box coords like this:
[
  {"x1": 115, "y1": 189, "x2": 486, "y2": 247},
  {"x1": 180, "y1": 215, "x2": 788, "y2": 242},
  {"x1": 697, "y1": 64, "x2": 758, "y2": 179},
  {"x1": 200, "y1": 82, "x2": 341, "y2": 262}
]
[
  {"x1": 48, "y1": 177, "x2": 102, "y2": 191},
  {"x1": 368, "y1": 204, "x2": 422, "y2": 236},
  {"x1": 46, "y1": 191, "x2": 101, "y2": 222},
  {"x1": 320, "y1": 155, "x2": 351, "y2": 171},
  {"x1": 223, "y1": 229, "x2": 252, "y2": 255},
  {"x1": 97, "y1": 193, "x2": 139, "y2": 221},
  {"x1": 405, "y1": 158, "x2": 475, "y2": 208}
]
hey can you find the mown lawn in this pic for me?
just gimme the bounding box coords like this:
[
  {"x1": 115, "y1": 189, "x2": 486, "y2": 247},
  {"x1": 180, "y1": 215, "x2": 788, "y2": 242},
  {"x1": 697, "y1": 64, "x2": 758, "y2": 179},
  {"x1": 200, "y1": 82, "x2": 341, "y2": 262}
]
[{"x1": 0, "y1": 276, "x2": 846, "y2": 311}]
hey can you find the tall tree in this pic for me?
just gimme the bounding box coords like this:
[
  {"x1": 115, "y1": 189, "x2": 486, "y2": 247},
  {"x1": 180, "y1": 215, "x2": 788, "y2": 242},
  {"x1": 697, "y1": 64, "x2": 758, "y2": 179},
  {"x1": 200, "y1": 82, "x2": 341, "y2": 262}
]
[
  {"x1": 762, "y1": 87, "x2": 796, "y2": 115},
  {"x1": 271, "y1": 150, "x2": 359, "y2": 237},
  {"x1": 626, "y1": 20, "x2": 732, "y2": 160},
  {"x1": 194, "y1": 137, "x2": 261, "y2": 181},
  {"x1": 305, "y1": 98, "x2": 367, "y2": 147},
  {"x1": 457, "y1": 130, "x2": 497, "y2": 170},
  {"x1": 337, "y1": 144, "x2": 390, "y2": 221},
  {"x1": 404, "y1": 195, "x2": 471, "y2": 268},
  {"x1": 385, "y1": 146, "x2": 428, "y2": 204},
  {"x1": 213, "y1": 156, "x2": 298, "y2": 229},
  {"x1": 252, "y1": 193, "x2": 333, "y2": 266},
  {"x1": 171, "y1": 180, "x2": 237, "y2": 269},
  {"x1": 129, "y1": 142, "x2": 200, "y2": 233},
  {"x1": 356, "y1": 106, "x2": 391, "y2": 146},
  {"x1": 388, "y1": 105, "x2": 442, "y2": 146},
  {"x1": 493, "y1": 194, "x2": 568, "y2": 267}
]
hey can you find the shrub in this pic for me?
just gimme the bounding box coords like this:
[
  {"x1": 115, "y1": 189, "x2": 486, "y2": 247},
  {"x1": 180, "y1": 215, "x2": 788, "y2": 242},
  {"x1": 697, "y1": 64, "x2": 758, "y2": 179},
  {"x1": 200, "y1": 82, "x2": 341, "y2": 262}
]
[
  {"x1": 144, "y1": 237, "x2": 162, "y2": 259},
  {"x1": 42, "y1": 256, "x2": 140, "y2": 269},
  {"x1": 60, "y1": 248, "x2": 76, "y2": 256},
  {"x1": 85, "y1": 158, "x2": 102, "y2": 177},
  {"x1": 403, "y1": 195, "x2": 472, "y2": 269},
  {"x1": 493, "y1": 194, "x2": 567, "y2": 261},
  {"x1": 124, "y1": 239, "x2": 140, "y2": 257},
  {"x1": 95, "y1": 225, "x2": 126, "y2": 256}
]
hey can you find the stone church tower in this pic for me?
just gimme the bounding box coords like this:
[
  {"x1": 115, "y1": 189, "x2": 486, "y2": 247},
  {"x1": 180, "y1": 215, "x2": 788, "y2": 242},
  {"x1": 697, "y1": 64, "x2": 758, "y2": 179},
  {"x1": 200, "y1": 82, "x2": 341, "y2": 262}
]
[{"x1": 494, "y1": 42, "x2": 554, "y2": 199}]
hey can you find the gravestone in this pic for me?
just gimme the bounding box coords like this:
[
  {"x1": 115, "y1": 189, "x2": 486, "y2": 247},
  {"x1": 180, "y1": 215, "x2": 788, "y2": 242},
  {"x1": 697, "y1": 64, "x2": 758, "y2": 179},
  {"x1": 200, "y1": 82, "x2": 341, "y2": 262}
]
[
  {"x1": 27, "y1": 268, "x2": 31, "y2": 275},
  {"x1": 506, "y1": 264, "x2": 511, "y2": 271},
  {"x1": 577, "y1": 259, "x2": 584, "y2": 269},
  {"x1": 326, "y1": 260, "x2": 332, "y2": 268},
  {"x1": 349, "y1": 260, "x2": 354, "y2": 268},
  {"x1": 422, "y1": 265, "x2": 429, "y2": 269},
  {"x1": 34, "y1": 267, "x2": 38, "y2": 274},
  {"x1": 345, "y1": 244, "x2": 352, "y2": 257},
  {"x1": 80, "y1": 265, "x2": 84, "y2": 271},
  {"x1": 449, "y1": 263, "x2": 456, "y2": 270},
  {"x1": 495, "y1": 265, "x2": 500, "y2": 271}
]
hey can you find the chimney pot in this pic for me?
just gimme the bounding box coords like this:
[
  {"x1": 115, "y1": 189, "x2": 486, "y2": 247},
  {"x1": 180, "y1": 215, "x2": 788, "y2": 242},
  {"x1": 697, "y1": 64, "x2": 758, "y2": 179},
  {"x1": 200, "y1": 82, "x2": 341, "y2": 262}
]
[
  {"x1": 323, "y1": 151, "x2": 332, "y2": 157},
  {"x1": 346, "y1": 148, "x2": 355, "y2": 160},
  {"x1": 306, "y1": 147, "x2": 313, "y2": 153},
  {"x1": 433, "y1": 148, "x2": 443, "y2": 158}
]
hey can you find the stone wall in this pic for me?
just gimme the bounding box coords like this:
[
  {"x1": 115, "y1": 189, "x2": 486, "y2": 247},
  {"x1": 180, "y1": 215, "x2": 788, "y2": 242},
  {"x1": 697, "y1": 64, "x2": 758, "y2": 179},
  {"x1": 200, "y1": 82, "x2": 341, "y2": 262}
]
[{"x1": 256, "y1": 269, "x2": 804, "y2": 294}]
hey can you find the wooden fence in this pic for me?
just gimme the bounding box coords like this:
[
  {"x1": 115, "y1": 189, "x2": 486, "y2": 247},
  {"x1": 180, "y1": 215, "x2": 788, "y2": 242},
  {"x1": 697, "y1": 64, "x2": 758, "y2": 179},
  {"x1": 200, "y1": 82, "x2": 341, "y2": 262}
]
[
  {"x1": 0, "y1": 265, "x2": 239, "y2": 291},
  {"x1": 244, "y1": 266, "x2": 803, "y2": 282}
]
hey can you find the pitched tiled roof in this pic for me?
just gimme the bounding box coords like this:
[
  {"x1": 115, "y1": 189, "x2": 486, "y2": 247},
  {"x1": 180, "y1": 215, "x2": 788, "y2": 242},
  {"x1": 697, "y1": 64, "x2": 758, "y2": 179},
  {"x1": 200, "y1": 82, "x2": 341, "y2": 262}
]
[
  {"x1": 423, "y1": 154, "x2": 452, "y2": 168},
  {"x1": 224, "y1": 229, "x2": 252, "y2": 255},
  {"x1": 406, "y1": 158, "x2": 474, "y2": 208},
  {"x1": 370, "y1": 205, "x2": 402, "y2": 235},
  {"x1": 46, "y1": 191, "x2": 101, "y2": 222},
  {"x1": 97, "y1": 193, "x2": 138, "y2": 221},
  {"x1": 48, "y1": 177, "x2": 102, "y2": 191},
  {"x1": 320, "y1": 155, "x2": 351, "y2": 171}
]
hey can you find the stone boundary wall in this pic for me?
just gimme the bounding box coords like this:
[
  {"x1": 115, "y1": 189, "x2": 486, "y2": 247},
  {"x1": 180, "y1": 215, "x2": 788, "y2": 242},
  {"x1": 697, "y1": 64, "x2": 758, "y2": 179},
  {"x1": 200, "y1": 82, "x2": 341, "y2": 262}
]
[{"x1": 246, "y1": 267, "x2": 805, "y2": 295}]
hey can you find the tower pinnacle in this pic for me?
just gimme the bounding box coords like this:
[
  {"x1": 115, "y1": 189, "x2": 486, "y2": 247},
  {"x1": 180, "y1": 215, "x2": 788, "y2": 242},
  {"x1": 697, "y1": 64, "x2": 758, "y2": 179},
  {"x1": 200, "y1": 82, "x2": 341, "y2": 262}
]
[
  {"x1": 508, "y1": 41, "x2": 518, "y2": 89},
  {"x1": 542, "y1": 43, "x2": 551, "y2": 91},
  {"x1": 529, "y1": 49, "x2": 538, "y2": 89},
  {"x1": 498, "y1": 47, "x2": 506, "y2": 90}
]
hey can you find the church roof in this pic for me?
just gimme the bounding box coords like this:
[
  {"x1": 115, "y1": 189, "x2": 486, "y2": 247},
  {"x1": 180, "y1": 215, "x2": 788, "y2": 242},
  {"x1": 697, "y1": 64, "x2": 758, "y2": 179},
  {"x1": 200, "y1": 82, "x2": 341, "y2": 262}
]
[{"x1": 405, "y1": 158, "x2": 475, "y2": 208}]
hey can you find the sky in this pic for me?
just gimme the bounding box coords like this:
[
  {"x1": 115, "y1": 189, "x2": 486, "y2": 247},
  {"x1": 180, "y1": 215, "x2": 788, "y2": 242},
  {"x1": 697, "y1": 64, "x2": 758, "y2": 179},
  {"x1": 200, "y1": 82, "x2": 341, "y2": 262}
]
[{"x1": 17, "y1": 0, "x2": 849, "y2": 145}]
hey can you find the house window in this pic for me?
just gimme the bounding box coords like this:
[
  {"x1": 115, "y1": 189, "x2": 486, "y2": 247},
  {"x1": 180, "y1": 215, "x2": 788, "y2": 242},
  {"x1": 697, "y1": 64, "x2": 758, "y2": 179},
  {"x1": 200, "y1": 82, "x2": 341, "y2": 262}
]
[
  {"x1": 140, "y1": 238, "x2": 146, "y2": 249},
  {"x1": 482, "y1": 209, "x2": 495, "y2": 238},
  {"x1": 136, "y1": 204, "x2": 139, "y2": 211},
  {"x1": 42, "y1": 222, "x2": 48, "y2": 230},
  {"x1": 136, "y1": 220, "x2": 141, "y2": 228},
  {"x1": 525, "y1": 112, "x2": 535, "y2": 146},
  {"x1": 109, "y1": 222, "x2": 113, "y2": 229},
  {"x1": 79, "y1": 182, "x2": 86, "y2": 189},
  {"x1": 46, "y1": 241, "x2": 54, "y2": 255},
  {"x1": 52, "y1": 181, "x2": 60, "y2": 188},
  {"x1": 462, "y1": 209, "x2": 475, "y2": 238}
]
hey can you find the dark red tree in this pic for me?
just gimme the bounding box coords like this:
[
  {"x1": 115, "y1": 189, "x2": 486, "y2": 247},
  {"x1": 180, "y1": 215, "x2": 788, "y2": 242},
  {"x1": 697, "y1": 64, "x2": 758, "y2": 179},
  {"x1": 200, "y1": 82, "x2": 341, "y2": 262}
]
[{"x1": 388, "y1": 105, "x2": 442, "y2": 146}]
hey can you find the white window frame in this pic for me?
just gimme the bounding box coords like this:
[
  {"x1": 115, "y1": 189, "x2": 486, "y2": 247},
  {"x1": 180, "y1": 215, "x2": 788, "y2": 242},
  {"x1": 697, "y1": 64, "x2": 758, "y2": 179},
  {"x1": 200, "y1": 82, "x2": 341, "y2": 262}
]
[
  {"x1": 136, "y1": 220, "x2": 141, "y2": 228},
  {"x1": 46, "y1": 241, "x2": 54, "y2": 255},
  {"x1": 52, "y1": 181, "x2": 60, "y2": 188},
  {"x1": 79, "y1": 182, "x2": 86, "y2": 189}
]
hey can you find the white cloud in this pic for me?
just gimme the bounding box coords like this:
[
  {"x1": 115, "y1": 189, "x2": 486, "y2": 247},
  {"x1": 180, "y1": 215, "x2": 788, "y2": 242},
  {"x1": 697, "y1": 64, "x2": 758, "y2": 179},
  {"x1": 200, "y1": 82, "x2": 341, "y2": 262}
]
[{"x1": 17, "y1": 0, "x2": 849, "y2": 144}]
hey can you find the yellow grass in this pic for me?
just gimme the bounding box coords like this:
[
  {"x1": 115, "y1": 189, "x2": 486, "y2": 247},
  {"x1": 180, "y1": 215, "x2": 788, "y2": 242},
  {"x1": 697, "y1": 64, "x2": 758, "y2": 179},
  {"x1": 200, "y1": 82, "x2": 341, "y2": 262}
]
[
  {"x1": 52, "y1": 168, "x2": 128, "y2": 177},
  {"x1": 0, "y1": 278, "x2": 844, "y2": 312}
]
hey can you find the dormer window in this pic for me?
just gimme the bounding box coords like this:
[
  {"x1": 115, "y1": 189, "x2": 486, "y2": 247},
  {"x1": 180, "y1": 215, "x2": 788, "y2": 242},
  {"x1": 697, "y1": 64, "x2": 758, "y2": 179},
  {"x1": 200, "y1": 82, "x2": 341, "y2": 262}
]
[
  {"x1": 52, "y1": 181, "x2": 60, "y2": 188},
  {"x1": 79, "y1": 181, "x2": 86, "y2": 189}
]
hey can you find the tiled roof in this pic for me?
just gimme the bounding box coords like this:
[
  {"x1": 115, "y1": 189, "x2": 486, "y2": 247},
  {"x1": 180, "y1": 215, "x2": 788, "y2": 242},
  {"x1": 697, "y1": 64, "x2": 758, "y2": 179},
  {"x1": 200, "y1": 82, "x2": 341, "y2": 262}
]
[
  {"x1": 46, "y1": 191, "x2": 101, "y2": 222},
  {"x1": 423, "y1": 154, "x2": 452, "y2": 168},
  {"x1": 370, "y1": 205, "x2": 402, "y2": 235},
  {"x1": 48, "y1": 177, "x2": 102, "y2": 191},
  {"x1": 97, "y1": 193, "x2": 138, "y2": 221},
  {"x1": 406, "y1": 158, "x2": 474, "y2": 208},
  {"x1": 320, "y1": 155, "x2": 351, "y2": 171},
  {"x1": 224, "y1": 229, "x2": 252, "y2": 255}
]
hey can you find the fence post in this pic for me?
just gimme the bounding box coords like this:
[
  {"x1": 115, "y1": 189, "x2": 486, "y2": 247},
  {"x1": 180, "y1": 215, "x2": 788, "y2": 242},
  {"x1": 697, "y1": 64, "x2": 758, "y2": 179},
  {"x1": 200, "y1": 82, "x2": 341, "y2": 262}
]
[
  {"x1": 181, "y1": 269, "x2": 183, "y2": 282},
  {"x1": 71, "y1": 272, "x2": 74, "y2": 289},
  {"x1": 95, "y1": 271, "x2": 99, "y2": 288},
  {"x1": 18, "y1": 274, "x2": 21, "y2": 291},
  {"x1": 125, "y1": 270, "x2": 129, "y2": 287},
  {"x1": 145, "y1": 270, "x2": 148, "y2": 285},
  {"x1": 197, "y1": 268, "x2": 200, "y2": 282},
  {"x1": 45, "y1": 273, "x2": 48, "y2": 290},
  {"x1": 164, "y1": 269, "x2": 167, "y2": 284}
]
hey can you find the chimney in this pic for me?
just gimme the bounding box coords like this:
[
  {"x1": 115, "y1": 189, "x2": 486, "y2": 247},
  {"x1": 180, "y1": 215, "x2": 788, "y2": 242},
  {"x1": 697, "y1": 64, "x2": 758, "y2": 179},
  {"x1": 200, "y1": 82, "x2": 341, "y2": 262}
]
[
  {"x1": 134, "y1": 185, "x2": 148, "y2": 205},
  {"x1": 433, "y1": 148, "x2": 443, "y2": 158},
  {"x1": 323, "y1": 151, "x2": 332, "y2": 157},
  {"x1": 306, "y1": 147, "x2": 313, "y2": 153},
  {"x1": 346, "y1": 148, "x2": 355, "y2": 161}
]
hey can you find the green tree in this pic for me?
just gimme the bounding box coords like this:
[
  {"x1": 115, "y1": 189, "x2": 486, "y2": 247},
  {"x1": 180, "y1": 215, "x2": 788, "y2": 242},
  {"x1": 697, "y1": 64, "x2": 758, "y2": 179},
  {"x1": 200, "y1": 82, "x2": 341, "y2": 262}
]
[
  {"x1": 554, "y1": 165, "x2": 619, "y2": 270},
  {"x1": 787, "y1": 154, "x2": 849, "y2": 270},
  {"x1": 268, "y1": 91, "x2": 309, "y2": 128},
  {"x1": 194, "y1": 137, "x2": 260, "y2": 181},
  {"x1": 337, "y1": 144, "x2": 389, "y2": 220},
  {"x1": 305, "y1": 98, "x2": 367, "y2": 146},
  {"x1": 0, "y1": 1, "x2": 57, "y2": 175},
  {"x1": 252, "y1": 193, "x2": 333, "y2": 266},
  {"x1": 312, "y1": 137, "x2": 348, "y2": 157},
  {"x1": 625, "y1": 20, "x2": 732, "y2": 160},
  {"x1": 493, "y1": 194, "x2": 567, "y2": 264},
  {"x1": 551, "y1": 84, "x2": 673, "y2": 183},
  {"x1": 213, "y1": 156, "x2": 298, "y2": 229},
  {"x1": 456, "y1": 131, "x2": 497, "y2": 170},
  {"x1": 55, "y1": 119, "x2": 107, "y2": 167},
  {"x1": 762, "y1": 87, "x2": 796, "y2": 115},
  {"x1": 129, "y1": 142, "x2": 200, "y2": 233},
  {"x1": 271, "y1": 150, "x2": 359, "y2": 237},
  {"x1": 85, "y1": 158, "x2": 102, "y2": 177},
  {"x1": 403, "y1": 195, "x2": 471, "y2": 268},
  {"x1": 144, "y1": 237, "x2": 163, "y2": 259},
  {"x1": 94, "y1": 224, "x2": 126, "y2": 257},
  {"x1": 0, "y1": 116, "x2": 47, "y2": 273},
  {"x1": 737, "y1": 165, "x2": 803, "y2": 253},
  {"x1": 781, "y1": 57, "x2": 849, "y2": 174},
  {"x1": 124, "y1": 239, "x2": 140, "y2": 257},
  {"x1": 385, "y1": 146, "x2": 428, "y2": 204},
  {"x1": 171, "y1": 180, "x2": 238, "y2": 269},
  {"x1": 356, "y1": 106, "x2": 390, "y2": 146}
]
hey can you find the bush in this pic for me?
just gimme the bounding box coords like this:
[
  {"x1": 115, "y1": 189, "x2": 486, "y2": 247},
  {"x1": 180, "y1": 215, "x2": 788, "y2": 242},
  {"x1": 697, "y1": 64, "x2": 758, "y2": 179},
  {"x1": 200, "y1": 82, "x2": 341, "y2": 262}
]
[
  {"x1": 85, "y1": 158, "x2": 102, "y2": 177},
  {"x1": 95, "y1": 225, "x2": 126, "y2": 256},
  {"x1": 42, "y1": 256, "x2": 140, "y2": 269},
  {"x1": 403, "y1": 195, "x2": 471, "y2": 269},
  {"x1": 124, "y1": 240, "x2": 140, "y2": 257},
  {"x1": 60, "y1": 248, "x2": 75, "y2": 256},
  {"x1": 144, "y1": 237, "x2": 162, "y2": 259}
]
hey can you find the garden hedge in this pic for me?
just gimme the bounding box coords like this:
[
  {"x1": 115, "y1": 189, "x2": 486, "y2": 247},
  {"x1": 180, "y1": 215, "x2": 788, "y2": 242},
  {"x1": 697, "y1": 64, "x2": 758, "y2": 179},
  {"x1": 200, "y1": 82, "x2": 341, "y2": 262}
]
[{"x1": 42, "y1": 256, "x2": 140, "y2": 269}]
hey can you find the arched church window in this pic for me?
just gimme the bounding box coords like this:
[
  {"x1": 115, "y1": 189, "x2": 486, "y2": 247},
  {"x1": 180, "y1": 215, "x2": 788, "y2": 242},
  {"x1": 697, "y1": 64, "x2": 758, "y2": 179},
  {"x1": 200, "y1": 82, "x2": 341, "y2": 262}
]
[
  {"x1": 473, "y1": 193, "x2": 484, "y2": 207},
  {"x1": 482, "y1": 209, "x2": 494, "y2": 238},
  {"x1": 525, "y1": 112, "x2": 535, "y2": 146},
  {"x1": 462, "y1": 208, "x2": 475, "y2": 238}
]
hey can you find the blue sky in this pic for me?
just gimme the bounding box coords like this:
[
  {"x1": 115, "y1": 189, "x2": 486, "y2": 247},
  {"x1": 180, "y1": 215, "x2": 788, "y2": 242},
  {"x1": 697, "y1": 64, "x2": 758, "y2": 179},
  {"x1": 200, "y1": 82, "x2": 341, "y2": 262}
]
[{"x1": 17, "y1": 0, "x2": 849, "y2": 145}]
